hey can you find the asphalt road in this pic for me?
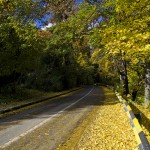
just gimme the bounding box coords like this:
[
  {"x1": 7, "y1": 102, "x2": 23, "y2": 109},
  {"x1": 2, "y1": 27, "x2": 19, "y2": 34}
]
[{"x1": 0, "y1": 86, "x2": 104, "y2": 149}]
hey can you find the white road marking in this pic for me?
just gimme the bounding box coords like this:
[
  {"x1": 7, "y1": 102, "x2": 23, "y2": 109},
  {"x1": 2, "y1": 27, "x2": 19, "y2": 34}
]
[{"x1": 0, "y1": 87, "x2": 94, "y2": 148}]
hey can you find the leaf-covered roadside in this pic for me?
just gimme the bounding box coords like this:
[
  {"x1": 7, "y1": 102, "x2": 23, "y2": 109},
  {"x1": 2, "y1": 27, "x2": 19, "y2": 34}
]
[{"x1": 57, "y1": 87, "x2": 138, "y2": 150}]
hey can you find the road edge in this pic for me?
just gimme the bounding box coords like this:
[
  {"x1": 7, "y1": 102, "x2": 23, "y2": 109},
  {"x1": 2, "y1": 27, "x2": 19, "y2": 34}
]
[{"x1": 0, "y1": 87, "x2": 83, "y2": 116}]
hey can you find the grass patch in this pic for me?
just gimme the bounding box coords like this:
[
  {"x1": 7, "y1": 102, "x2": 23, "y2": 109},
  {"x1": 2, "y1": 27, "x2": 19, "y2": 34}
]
[{"x1": 0, "y1": 88, "x2": 45, "y2": 104}]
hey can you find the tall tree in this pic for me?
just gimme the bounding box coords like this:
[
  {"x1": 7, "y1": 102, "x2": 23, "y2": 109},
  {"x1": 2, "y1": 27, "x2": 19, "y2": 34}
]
[{"x1": 89, "y1": 0, "x2": 150, "y2": 100}]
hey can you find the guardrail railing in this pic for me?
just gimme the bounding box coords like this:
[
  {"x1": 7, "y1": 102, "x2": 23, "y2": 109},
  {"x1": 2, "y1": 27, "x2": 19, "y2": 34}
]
[{"x1": 116, "y1": 92, "x2": 150, "y2": 150}]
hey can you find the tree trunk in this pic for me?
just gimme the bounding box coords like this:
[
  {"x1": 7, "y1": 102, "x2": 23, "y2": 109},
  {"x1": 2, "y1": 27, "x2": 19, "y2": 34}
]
[
  {"x1": 120, "y1": 74, "x2": 129, "y2": 96},
  {"x1": 114, "y1": 56, "x2": 129, "y2": 96},
  {"x1": 132, "y1": 90, "x2": 138, "y2": 101},
  {"x1": 144, "y1": 66, "x2": 150, "y2": 108}
]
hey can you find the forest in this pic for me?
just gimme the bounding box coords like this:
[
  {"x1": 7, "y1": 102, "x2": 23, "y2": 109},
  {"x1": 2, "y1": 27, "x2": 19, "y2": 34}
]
[{"x1": 0, "y1": 0, "x2": 150, "y2": 107}]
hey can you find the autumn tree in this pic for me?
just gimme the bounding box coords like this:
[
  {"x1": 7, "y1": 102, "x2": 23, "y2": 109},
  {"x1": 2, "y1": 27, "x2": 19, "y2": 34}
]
[{"x1": 89, "y1": 0, "x2": 150, "y2": 106}]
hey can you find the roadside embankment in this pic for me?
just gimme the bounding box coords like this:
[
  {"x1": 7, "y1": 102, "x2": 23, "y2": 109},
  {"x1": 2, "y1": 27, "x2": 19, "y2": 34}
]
[
  {"x1": 0, "y1": 87, "x2": 82, "y2": 118},
  {"x1": 129, "y1": 101, "x2": 150, "y2": 143}
]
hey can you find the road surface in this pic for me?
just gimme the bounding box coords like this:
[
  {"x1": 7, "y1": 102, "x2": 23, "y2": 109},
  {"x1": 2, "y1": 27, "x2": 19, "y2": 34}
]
[{"x1": 0, "y1": 86, "x2": 104, "y2": 149}]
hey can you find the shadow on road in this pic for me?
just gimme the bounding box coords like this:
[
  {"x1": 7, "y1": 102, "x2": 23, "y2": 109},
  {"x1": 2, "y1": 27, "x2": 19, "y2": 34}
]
[{"x1": 0, "y1": 86, "x2": 119, "y2": 130}]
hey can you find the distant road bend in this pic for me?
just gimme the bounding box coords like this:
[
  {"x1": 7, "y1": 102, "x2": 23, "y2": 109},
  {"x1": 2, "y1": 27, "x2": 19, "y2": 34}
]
[{"x1": 0, "y1": 86, "x2": 103, "y2": 149}]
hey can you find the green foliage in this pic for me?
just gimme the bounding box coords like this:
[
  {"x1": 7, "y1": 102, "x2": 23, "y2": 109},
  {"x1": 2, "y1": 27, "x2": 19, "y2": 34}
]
[
  {"x1": 0, "y1": 0, "x2": 43, "y2": 77},
  {"x1": 1, "y1": 0, "x2": 149, "y2": 105},
  {"x1": 25, "y1": 3, "x2": 98, "y2": 91},
  {"x1": 0, "y1": 21, "x2": 40, "y2": 76}
]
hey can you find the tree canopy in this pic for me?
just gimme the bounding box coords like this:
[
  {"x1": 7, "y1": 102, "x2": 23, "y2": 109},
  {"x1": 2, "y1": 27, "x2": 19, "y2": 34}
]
[{"x1": 0, "y1": 0, "x2": 150, "y2": 106}]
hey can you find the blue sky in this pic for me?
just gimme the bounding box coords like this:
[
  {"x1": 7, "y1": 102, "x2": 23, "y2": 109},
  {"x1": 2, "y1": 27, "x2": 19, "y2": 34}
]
[
  {"x1": 76, "y1": 0, "x2": 83, "y2": 5},
  {"x1": 35, "y1": 0, "x2": 83, "y2": 28},
  {"x1": 34, "y1": 14, "x2": 51, "y2": 28}
]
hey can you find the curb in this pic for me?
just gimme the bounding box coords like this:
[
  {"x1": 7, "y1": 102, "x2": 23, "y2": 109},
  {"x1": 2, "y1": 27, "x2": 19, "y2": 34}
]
[
  {"x1": 115, "y1": 92, "x2": 150, "y2": 150},
  {"x1": 0, "y1": 87, "x2": 83, "y2": 115}
]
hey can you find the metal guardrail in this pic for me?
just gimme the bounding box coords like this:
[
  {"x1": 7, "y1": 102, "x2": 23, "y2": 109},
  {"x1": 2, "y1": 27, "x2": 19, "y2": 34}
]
[{"x1": 116, "y1": 92, "x2": 150, "y2": 150}]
